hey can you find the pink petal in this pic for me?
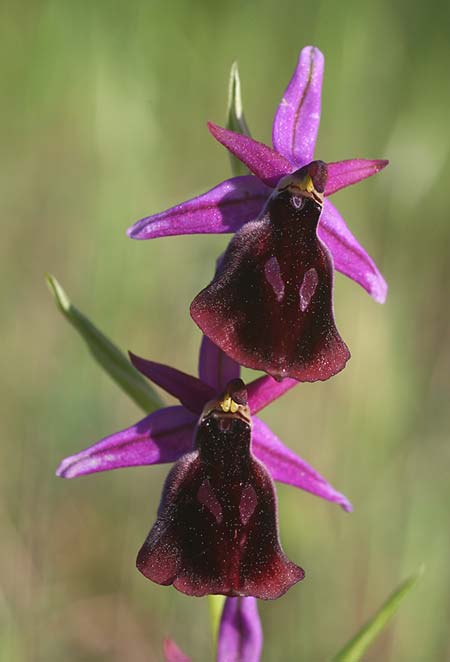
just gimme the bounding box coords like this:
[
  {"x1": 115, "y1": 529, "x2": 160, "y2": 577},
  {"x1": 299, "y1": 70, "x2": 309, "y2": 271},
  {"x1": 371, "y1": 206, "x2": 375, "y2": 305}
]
[
  {"x1": 247, "y1": 375, "x2": 298, "y2": 414},
  {"x1": 208, "y1": 122, "x2": 291, "y2": 187},
  {"x1": 128, "y1": 175, "x2": 270, "y2": 240},
  {"x1": 252, "y1": 417, "x2": 352, "y2": 512},
  {"x1": 198, "y1": 335, "x2": 240, "y2": 392},
  {"x1": 272, "y1": 46, "x2": 324, "y2": 167},
  {"x1": 325, "y1": 159, "x2": 389, "y2": 196},
  {"x1": 217, "y1": 597, "x2": 263, "y2": 662},
  {"x1": 163, "y1": 638, "x2": 190, "y2": 662},
  {"x1": 318, "y1": 199, "x2": 388, "y2": 303},
  {"x1": 56, "y1": 406, "x2": 196, "y2": 479},
  {"x1": 129, "y1": 352, "x2": 213, "y2": 415}
]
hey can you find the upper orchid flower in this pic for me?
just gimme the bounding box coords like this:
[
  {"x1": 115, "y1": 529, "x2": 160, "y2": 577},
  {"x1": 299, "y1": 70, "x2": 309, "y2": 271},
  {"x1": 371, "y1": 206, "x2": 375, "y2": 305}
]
[
  {"x1": 57, "y1": 336, "x2": 351, "y2": 596},
  {"x1": 191, "y1": 160, "x2": 351, "y2": 381},
  {"x1": 128, "y1": 46, "x2": 388, "y2": 309}
]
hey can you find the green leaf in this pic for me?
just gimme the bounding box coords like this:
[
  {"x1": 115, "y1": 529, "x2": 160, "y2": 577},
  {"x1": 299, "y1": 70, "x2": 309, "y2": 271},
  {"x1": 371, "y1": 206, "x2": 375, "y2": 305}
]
[
  {"x1": 226, "y1": 61, "x2": 251, "y2": 177},
  {"x1": 46, "y1": 274, "x2": 163, "y2": 413},
  {"x1": 333, "y1": 566, "x2": 423, "y2": 662}
]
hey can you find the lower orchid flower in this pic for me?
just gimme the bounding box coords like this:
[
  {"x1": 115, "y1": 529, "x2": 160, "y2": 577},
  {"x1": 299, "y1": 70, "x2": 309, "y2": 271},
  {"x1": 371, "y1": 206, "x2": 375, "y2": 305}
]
[
  {"x1": 57, "y1": 336, "x2": 351, "y2": 597},
  {"x1": 139, "y1": 378, "x2": 304, "y2": 598}
]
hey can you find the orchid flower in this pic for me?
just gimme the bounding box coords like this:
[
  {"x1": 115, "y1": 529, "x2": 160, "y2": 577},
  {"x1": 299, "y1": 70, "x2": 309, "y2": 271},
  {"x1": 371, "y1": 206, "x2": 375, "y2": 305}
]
[
  {"x1": 190, "y1": 160, "x2": 351, "y2": 381},
  {"x1": 128, "y1": 46, "x2": 388, "y2": 308},
  {"x1": 57, "y1": 337, "x2": 351, "y2": 596},
  {"x1": 137, "y1": 377, "x2": 304, "y2": 599}
]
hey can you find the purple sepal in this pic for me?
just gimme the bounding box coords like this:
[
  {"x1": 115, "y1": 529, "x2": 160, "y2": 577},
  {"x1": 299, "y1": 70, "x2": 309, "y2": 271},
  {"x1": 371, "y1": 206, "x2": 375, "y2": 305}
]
[
  {"x1": 248, "y1": 375, "x2": 298, "y2": 414},
  {"x1": 251, "y1": 417, "x2": 352, "y2": 512},
  {"x1": 198, "y1": 335, "x2": 240, "y2": 392},
  {"x1": 217, "y1": 597, "x2": 263, "y2": 662},
  {"x1": 318, "y1": 200, "x2": 387, "y2": 303},
  {"x1": 56, "y1": 406, "x2": 196, "y2": 478},
  {"x1": 208, "y1": 122, "x2": 292, "y2": 187},
  {"x1": 129, "y1": 352, "x2": 214, "y2": 415},
  {"x1": 325, "y1": 159, "x2": 389, "y2": 196},
  {"x1": 272, "y1": 46, "x2": 324, "y2": 167},
  {"x1": 128, "y1": 175, "x2": 270, "y2": 240}
]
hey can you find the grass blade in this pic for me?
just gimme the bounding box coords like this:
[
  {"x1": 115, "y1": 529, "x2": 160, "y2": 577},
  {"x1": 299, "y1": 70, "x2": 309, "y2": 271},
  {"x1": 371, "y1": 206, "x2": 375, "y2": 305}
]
[{"x1": 333, "y1": 567, "x2": 423, "y2": 662}]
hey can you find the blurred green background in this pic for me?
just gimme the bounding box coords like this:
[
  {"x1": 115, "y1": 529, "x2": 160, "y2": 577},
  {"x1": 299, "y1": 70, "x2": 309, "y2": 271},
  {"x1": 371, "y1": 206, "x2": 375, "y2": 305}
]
[{"x1": 2, "y1": 0, "x2": 449, "y2": 660}]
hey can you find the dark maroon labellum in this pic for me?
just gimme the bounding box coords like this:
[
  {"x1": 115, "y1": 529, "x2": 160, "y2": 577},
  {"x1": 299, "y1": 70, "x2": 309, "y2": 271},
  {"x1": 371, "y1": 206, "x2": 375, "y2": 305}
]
[
  {"x1": 190, "y1": 161, "x2": 350, "y2": 382},
  {"x1": 136, "y1": 379, "x2": 304, "y2": 599}
]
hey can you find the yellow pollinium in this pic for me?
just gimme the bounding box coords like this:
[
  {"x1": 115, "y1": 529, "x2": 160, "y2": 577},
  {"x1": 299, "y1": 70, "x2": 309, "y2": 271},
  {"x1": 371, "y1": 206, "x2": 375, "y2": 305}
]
[
  {"x1": 293, "y1": 172, "x2": 315, "y2": 193},
  {"x1": 220, "y1": 394, "x2": 239, "y2": 413},
  {"x1": 277, "y1": 171, "x2": 316, "y2": 194},
  {"x1": 303, "y1": 174, "x2": 315, "y2": 193}
]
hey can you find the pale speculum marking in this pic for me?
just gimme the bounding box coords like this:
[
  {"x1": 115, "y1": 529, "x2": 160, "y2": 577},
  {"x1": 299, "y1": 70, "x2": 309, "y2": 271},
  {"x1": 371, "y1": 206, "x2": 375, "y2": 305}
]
[
  {"x1": 299, "y1": 267, "x2": 318, "y2": 312},
  {"x1": 239, "y1": 484, "x2": 258, "y2": 525},
  {"x1": 197, "y1": 480, "x2": 223, "y2": 523},
  {"x1": 264, "y1": 256, "x2": 285, "y2": 302}
]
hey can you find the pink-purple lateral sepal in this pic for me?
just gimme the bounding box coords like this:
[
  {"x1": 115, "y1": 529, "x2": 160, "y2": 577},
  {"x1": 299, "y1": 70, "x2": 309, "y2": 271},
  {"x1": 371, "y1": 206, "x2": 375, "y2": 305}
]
[
  {"x1": 272, "y1": 45, "x2": 324, "y2": 167},
  {"x1": 252, "y1": 417, "x2": 352, "y2": 512},
  {"x1": 136, "y1": 380, "x2": 304, "y2": 599},
  {"x1": 247, "y1": 375, "x2": 298, "y2": 413},
  {"x1": 163, "y1": 638, "x2": 190, "y2": 662},
  {"x1": 217, "y1": 597, "x2": 263, "y2": 662},
  {"x1": 129, "y1": 351, "x2": 214, "y2": 415},
  {"x1": 56, "y1": 406, "x2": 196, "y2": 479},
  {"x1": 318, "y1": 200, "x2": 387, "y2": 303},
  {"x1": 127, "y1": 175, "x2": 271, "y2": 239}
]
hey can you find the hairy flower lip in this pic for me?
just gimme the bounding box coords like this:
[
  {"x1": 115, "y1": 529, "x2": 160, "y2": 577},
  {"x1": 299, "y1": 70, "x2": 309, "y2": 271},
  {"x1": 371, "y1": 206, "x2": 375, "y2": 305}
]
[
  {"x1": 189, "y1": 164, "x2": 351, "y2": 382},
  {"x1": 136, "y1": 382, "x2": 305, "y2": 600}
]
